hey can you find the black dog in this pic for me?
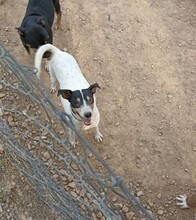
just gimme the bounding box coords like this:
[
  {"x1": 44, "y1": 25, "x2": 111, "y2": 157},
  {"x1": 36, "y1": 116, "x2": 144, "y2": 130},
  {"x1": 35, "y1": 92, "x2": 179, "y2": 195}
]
[{"x1": 16, "y1": 0, "x2": 61, "y2": 58}]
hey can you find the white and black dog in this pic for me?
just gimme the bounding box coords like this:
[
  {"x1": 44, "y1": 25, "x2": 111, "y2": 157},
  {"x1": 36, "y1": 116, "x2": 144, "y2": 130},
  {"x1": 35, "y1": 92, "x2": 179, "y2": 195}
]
[{"x1": 35, "y1": 44, "x2": 103, "y2": 145}]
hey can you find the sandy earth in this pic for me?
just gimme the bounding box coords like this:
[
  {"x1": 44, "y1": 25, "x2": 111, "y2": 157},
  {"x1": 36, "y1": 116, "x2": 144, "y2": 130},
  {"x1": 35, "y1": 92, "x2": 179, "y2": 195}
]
[{"x1": 0, "y1": 0, "x2": 196, "y2": 219}]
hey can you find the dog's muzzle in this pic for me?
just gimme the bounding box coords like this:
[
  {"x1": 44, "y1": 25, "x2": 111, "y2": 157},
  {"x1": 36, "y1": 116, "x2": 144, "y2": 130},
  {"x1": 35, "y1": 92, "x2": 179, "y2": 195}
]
[{"x1": 83, "y1": 112, "x2": 92, "y2": 126}]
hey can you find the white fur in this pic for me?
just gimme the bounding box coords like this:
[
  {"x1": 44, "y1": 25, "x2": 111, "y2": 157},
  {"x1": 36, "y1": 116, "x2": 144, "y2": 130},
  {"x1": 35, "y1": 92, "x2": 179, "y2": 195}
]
[
  {"x1": 176, "y1": 195, "x2": 189, "y2": 208},
  {"x1": 35, "y1": 44, "x2": 103, "y2": 144}
]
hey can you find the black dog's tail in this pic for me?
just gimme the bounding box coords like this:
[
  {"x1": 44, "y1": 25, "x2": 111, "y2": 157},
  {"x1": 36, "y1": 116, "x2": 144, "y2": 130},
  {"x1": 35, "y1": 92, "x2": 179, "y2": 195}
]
[{"x1": 34, "y1": 44, "x2": 58, "y2": 78}]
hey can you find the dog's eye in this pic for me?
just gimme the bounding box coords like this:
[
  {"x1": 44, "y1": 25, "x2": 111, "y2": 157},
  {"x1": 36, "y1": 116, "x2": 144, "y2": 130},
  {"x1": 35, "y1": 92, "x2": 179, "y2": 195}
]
[
  {"x1": 88, "y1": 97, "x2": 94, "y2": 104},
  {"x1": 73, "y1": 99, "x2": 81, "y2": 108}
]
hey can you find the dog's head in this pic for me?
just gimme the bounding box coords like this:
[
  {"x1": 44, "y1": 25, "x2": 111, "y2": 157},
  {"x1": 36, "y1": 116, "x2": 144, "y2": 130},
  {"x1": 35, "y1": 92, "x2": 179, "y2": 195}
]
[
  {"x1": 58, "y1": 83, "x2": 101, "y2": 126},
  {"x1": 16, "y1": 17, "x2": 51, "y2": 57}
]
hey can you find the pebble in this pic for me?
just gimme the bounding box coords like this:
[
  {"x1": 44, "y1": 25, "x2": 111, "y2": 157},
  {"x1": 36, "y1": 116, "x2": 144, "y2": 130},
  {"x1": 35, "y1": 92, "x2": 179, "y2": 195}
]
[
  {"x1": 0, "y1": 145, "x2": 4, "y2": 154},
  {"x1": 125, "y1": 211, "x2": 135, "y2": 219},
  {"x1": 53, "y1": 174, "x2": 58, "y2": 179},
  {"x1": 68, "y1": 182, "x2": 76, "y2": 189},
  {"x1": 70, "y1": 162, "x2": 78, "y2": 170},
  {"x1": 122, "y1": 205, "x2": 129, "y2": 213},
  {"x1": 43, "y1": 151, "x2": 50, "y2": 160},
  {"x1": 88, "y1": 152, "x2": 93, "y2": 158},
  {"x1": 0, "y1": 93, "x2": 5, "y2": 98},
  {"x1": 60, "y1": 169, "x2": 67, "y2": 176},
  {"x1": 70, "y1": 191, "x2": 77, "y2": 198},
  {"x1": 158, "y1": 209, "x2": 164, "y2": 215},
  {"x1": 112, "y1": 197, "x2": 117, "y2": 202},
  {"x1": 80, "y1": 189, "x2": 85, "y2": 197},
  {"x1": 0, "y1": 84, "x2": 3, "y2": 91},
  {"x1": 96, "y1": 211, "x2": 103, "y2": 219},
  {"x1": 136, "y1": 190, "x2": 143, "y2": 197},
  {"x1": 7, "y1": 116, "x2": 13, "y2": 123},
  {"x1": 0, "y1": 204, "x2": 3, "y2": 212},
  {"x1": 41, "y1": 135, "x2": 47, "y2": 140},
  {"x1": 0, "y1": 108, "x2": 3, "y2": 117},
  {"x1": 157, "y1": 193, "x2": 162, "y2": 199},
  {"x1": 59, "y1": 130, "x2": 64, "y2": 135},
  {"x1": 115, "y1": 122, "x2": 120, "y2": 126}
]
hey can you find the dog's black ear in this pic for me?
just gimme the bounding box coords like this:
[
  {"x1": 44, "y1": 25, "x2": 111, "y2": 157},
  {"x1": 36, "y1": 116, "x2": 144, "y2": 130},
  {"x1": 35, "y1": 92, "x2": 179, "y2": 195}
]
[
  {"x1": 58, "y1": 89, "x2": 72, "y2": 100},
  {"x1": 37, "y1": 17, "x2": 46, "y2": 27},
  {"x1": 89, "y1": 83, "x2": 101, "y2": 94},
  {"x1": 16, "y1": 27, "x2": 26, "y2": 37}
]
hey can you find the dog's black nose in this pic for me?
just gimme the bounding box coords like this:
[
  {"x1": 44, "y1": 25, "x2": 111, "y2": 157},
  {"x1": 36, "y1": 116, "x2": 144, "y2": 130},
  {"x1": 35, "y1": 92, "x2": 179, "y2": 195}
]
[{"x1": 84, "y1": 112, "x2": 92, "y2": 118}]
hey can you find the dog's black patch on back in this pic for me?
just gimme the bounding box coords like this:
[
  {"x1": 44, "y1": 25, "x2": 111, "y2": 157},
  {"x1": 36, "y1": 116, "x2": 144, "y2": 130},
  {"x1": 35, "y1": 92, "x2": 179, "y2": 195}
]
[
  {"x1": 70, "y1": 90, "x2": 84, "y2": 108},
  {"x1": 82, "y1": 88, "x2": 94, "y2": 105}
]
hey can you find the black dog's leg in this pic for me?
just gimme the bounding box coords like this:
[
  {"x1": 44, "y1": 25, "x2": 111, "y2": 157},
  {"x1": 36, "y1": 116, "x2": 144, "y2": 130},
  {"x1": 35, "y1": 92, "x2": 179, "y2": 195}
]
[
  {"x1": 52, "y1": 0, "x2": 62, "y2": 28},
  {"x1": 24, "y1": 44, "x2": 31, "y2": 54}
]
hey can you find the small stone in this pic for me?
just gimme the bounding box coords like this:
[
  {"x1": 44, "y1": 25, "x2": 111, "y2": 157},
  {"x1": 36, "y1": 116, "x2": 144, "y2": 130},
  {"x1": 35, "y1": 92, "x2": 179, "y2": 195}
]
[
  {"x1": 71, "y1": 162, "x2": 78, "y2": 170},
  {"x1": 71, "y1": 191, "x2": 77, "y2": 198},
  {"x1": 0, "y1": 84, "x2": 3, "y2": 91},
  {"x1": 59, "y1": 130, "x2": 64, "y2": 135},
  {"x1": 0, "y1": 204, "x2": 3, "y2": 212},
  {"x1": 68, "y1": 182, "x2": 76, "y2": 189},
  {"x1": 122, "y1": 205, "x2": 129, "y2": 213},
  {"x1": 115, "y1": 122, "x2": 120, "y2": 126},
  {"x1": 0, "y1": 110, "x2": 2, "y2": 118},
  {"x1": 53, "y1": 174, "x2": 58, "y2": 179},
  {"x1": 88, "y1": 152, "x2": 93, "y2": 158},
  {"x1": 0, "y1": 146, "x2": 4, "y2": 154},
  {"x1": 158, "y1": 209, "x2": 164, "y2": 215},
  {"x1": 43, "y1": 151, "x2": 50, "y2": 159},
  {"x1": 0, "y1": 93, "x2": 5, "y2": 98},
  {"x1": 7, "y1": 115, "x2": 13, "y2": 123},
  {"x1": 112, "y1": 197, "x2": 117, "y2": 202},
  {"x1": 137, "y1": 191, "x2": 143, "y2": 197},
  {"x1": 148, "y1": 202, "x2": 154, "y2": 207},
  {"x1": 157, "y1": 193, "x2": 162, "y2": 199},
  {"x1": 117, "y1": 203, "x2": 123, "y2": 209},
  {"x1": 60, "y1": 169, "x2": 67, "y2": 176},
  {"x1": 41, "y1": 130, "x2": 48, "y2": 136},
  {"x1": 96, "y1": 211, "x2": 102, "y2": 218},
  {"x1": 86, "y1": 192, "x2": 91, "y2": 199},
  {"x1": 126, "y1": 211, "x2": 135, "y2": 219},
  {"x1": 80, "y1": 189, "x2": 86, "y2": 197},
  {"x1": 41, "y1": 135, "x2": 47, "y2": 140}
]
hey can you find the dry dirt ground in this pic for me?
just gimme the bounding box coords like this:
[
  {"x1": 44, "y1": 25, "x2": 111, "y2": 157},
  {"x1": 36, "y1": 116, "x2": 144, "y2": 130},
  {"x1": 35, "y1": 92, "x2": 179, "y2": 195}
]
[{"x1": 0, "y1": 0, "x2": 196, "y2": 219}]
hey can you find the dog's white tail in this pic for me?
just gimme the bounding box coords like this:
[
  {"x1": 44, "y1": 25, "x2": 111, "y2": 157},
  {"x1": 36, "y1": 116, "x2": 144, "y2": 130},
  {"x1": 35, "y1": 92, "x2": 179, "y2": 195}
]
[{"x1": 34, "y1": 44, "x2": 58, "y2": 78}]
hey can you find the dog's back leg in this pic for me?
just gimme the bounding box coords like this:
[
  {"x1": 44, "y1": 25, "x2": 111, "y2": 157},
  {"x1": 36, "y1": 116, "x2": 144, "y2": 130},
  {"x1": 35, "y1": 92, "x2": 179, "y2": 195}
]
[
  {"x1": 49, "y1": 65, "x2": 58, "y2": 93},
  {"x1": 52, "y1": 0, "x2": 62, "y2": 29}
]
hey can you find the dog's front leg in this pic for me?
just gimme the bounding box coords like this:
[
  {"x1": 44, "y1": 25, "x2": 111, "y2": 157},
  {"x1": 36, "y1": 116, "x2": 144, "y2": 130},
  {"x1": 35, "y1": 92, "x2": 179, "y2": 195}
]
[
  {"x1": 68, "y1": 128, "x2": 75, "y2": 146},
  {"x1": 94, "y1": 126, "x2": 103, "y2": 143}
]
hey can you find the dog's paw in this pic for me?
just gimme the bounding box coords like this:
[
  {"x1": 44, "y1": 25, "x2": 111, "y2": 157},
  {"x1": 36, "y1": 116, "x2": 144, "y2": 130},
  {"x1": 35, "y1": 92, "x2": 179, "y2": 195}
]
[
  {"x1": 50, "y1": 86, "x2": 56, "y2": 94},
  {"x1": 176, "y1": 195, "x2": 189, "y2": 208},
  {"x1": 54, "y1": 22, "x2": 62, "y2": 30},
  {"x1": 95, "y1": 131, "x2": 103, "y2": 143}
]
